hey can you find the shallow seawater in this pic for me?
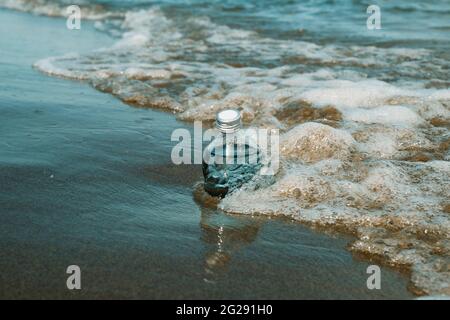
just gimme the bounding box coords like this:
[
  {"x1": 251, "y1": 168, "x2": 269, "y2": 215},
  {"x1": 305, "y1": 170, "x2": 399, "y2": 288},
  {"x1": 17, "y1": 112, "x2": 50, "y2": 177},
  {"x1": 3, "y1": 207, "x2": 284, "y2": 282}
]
[
  {"x1": 1, "y1": 0, "x2": 449, "y2": 297},
  {"x1": 0, "y1": 8, "x2": 416, "y2": 299}
]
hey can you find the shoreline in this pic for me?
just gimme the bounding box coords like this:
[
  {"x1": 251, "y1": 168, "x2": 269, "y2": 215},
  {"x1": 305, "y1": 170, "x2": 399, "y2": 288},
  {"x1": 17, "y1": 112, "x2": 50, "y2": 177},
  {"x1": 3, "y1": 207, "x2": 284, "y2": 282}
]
[{"x1": 0, "y1": 9, "x2": 422, "y2": 298}]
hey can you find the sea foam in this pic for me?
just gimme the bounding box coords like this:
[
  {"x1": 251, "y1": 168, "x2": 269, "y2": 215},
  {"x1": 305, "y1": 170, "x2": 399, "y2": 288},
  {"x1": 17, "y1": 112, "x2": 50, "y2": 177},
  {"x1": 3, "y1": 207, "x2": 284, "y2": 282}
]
[{"x1": 5, "y1": 3, "x2": 449, "y2": 296}]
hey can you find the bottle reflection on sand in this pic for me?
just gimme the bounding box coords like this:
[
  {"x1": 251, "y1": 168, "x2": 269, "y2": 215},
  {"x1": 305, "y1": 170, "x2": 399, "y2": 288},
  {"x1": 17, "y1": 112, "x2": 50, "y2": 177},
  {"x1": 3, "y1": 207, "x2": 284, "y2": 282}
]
[{"x1": 199, "y1": 206, "x2": 262, "y2": 284}]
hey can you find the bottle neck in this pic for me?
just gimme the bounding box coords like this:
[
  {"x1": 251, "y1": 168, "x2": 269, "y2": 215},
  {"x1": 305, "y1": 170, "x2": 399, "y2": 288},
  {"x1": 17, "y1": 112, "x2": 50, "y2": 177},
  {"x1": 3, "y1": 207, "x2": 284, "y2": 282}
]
[
  {"x1": 220, "y1": 127, "x2": 240, "y2": 137},
  {"x1": 217, "y1": 125, "x2": 241, "y2": 135}
]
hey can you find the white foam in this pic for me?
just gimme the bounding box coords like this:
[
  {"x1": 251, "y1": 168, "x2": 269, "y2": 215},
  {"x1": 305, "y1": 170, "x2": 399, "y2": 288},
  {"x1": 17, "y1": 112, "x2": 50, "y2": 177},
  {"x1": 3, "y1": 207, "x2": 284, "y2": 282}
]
[
  {"x1": 24, "y1": 3, "x2": 450, "y2": 296},
  {"x1": 281, "y1": 122, "x2": 356, "y2": 163},
  {"x1": 356, "y1": 132, "x2": 398, "y2": 159},
  {"x1": 345, "y1": 105, "x2": 424, "y2": 126},
  {"x1": 0, "y1": 0, "x2": 119, "y2": 19},
  {"x1": 124, "y1": 68, "x2": 172, "y2": 80},
  {"x1": 299, "y1": 79, "x2": 414, "y2": 109},
  {"x1": 429, "y1": 90, "x2": 450, "y2": 101}
]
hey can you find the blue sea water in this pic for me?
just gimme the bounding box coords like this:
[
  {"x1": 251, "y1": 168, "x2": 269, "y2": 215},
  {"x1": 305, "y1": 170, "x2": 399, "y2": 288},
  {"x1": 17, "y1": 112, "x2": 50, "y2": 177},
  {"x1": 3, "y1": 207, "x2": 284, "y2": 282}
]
[
  {"x1": 1, "y1": 0, "x2": 449, "y2": 297},
  {"x1": 32, "y1": 0, "x2": 450, "y2": 46}
]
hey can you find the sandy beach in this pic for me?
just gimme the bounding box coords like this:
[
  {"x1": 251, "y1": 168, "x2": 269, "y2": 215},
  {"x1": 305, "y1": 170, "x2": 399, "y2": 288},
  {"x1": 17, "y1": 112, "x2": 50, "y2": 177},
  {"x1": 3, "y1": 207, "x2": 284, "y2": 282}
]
[{"x1": 2, "y1": 0, "x2": 449, "y2": 299}]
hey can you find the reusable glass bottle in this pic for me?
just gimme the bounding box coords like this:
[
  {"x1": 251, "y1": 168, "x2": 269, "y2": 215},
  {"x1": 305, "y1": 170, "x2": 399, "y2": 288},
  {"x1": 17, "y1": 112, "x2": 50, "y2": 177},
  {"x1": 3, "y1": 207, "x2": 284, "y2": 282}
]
[{"x1": 202, "y1": 109, "x2": 263, "y2": 197}]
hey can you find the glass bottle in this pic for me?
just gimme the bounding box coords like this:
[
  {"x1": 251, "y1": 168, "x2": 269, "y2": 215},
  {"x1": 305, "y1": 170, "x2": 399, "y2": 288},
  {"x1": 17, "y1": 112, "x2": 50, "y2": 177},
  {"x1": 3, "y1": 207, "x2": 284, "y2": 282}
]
[{"x1": 202, "y1": 109, "x2": 263, "y2": 197}]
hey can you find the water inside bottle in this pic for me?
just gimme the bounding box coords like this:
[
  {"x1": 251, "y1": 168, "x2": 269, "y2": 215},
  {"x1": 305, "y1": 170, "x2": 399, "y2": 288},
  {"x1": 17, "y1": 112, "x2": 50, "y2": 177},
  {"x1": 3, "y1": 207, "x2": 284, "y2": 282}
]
[{"x1": 203, "y1": 142, "x2": 262, "y2": 198}]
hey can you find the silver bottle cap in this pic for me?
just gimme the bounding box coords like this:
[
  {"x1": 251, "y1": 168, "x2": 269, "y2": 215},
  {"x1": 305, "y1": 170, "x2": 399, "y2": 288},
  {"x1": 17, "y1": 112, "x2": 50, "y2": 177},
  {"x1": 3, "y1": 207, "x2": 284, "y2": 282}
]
[{"x1": 216, "y1": 109, "x2": 241, "y2": 133}]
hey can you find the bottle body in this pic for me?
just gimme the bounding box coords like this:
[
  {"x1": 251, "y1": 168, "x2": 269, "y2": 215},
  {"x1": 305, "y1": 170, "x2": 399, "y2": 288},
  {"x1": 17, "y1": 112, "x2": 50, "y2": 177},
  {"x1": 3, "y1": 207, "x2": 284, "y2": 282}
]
[{"x1": 202, "y1": 130, "x2": 262, "y2": 198}]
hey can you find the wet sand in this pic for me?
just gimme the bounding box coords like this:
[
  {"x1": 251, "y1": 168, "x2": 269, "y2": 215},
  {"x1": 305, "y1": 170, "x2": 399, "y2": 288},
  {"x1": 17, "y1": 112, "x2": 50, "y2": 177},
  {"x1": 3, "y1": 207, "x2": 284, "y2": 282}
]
[{"x1": 0, "y1": 9, "x2": 413, "y2": 299}]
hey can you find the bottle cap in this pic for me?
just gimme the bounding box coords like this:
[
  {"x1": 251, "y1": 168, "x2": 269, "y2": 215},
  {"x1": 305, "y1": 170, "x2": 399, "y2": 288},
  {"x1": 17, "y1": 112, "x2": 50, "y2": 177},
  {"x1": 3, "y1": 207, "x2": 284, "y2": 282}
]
[{"x1": 216, "y1": 109, "x2": 241, "y2": 133}]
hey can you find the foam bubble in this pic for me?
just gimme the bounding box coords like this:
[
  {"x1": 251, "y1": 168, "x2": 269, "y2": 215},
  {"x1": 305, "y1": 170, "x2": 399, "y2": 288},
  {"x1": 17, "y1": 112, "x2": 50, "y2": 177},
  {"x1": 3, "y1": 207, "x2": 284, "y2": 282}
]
[
  {"x1": 299, "y1": 80, "x2": 414, "y2": 109},
  {"x1": 281, "y1": 122, "x2": 356, "y2": 163},
  {"x1": 0, "y1": 0, "x2": 120, "y2": 19},
  {"x1": 345, "y1": 105, "x2": 424, "y2": 127}
]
